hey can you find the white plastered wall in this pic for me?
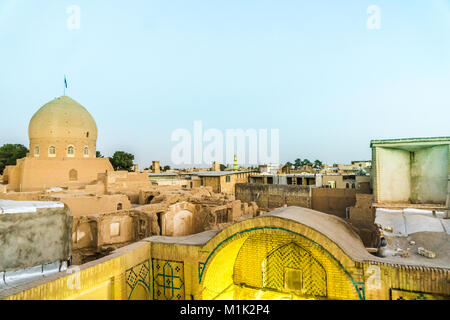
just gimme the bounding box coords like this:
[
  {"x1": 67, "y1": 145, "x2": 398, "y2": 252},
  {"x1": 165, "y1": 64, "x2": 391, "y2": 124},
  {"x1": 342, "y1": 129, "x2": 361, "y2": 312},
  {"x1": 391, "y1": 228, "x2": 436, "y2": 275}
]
[
  {"x1": 377, "y1": 147, "x2": 411, "y2": 202},
  {"x1": 411, "y1": 145, "x2": 448, "y2": 204}
]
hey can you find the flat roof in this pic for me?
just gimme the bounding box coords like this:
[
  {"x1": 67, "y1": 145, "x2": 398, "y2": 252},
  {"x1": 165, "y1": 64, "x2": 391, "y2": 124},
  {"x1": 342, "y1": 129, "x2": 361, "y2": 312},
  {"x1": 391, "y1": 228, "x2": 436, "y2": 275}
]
[
  {"x1": 145, "y1": 206, "x2": 450, "y2": 270},
  {"x1": 186, "y1": 171, "x2": 253, "y2": 177},
  {"x1": 0, "y1": 200, "x2": 64, "y2": 214},
  {"x1": 148, "y1": 173, "x2": 178, "y2": 176},
  {"x1": 251, "y1": 173, "x2": 316, "y2": 178},
  {"x1": 370, "y1": 136, "x2": 450, "y2": 147}
]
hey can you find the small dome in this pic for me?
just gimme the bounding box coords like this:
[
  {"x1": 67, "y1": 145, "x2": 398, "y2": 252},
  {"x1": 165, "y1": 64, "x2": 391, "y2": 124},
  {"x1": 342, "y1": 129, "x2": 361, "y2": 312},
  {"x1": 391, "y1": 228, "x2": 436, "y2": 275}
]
[{"x1": 28, "y1": 96, "x2": 98, "y2": 141}]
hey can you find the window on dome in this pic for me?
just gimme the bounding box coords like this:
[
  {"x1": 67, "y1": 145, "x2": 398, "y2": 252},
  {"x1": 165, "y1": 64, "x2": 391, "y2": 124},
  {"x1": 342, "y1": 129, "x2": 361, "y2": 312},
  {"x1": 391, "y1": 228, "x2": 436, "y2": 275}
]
[
  {"x1": 34, "y1": 146, "x2": 40, "y2": 157},
  {"x1": 67, "y1": 146, "x2": 75, "y2": 157},
  {"x1": 49, "y1": 146, "x2": 56, "y2": 157},
  {"x1": 84, "y1": 146, "x2": 89, "y2": 157}
]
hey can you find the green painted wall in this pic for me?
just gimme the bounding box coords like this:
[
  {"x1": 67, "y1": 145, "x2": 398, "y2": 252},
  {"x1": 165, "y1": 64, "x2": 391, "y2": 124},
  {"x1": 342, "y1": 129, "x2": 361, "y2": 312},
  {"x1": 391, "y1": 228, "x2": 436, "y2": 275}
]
[{"x1": 411, "y1": 145, "x2": 448, "y2": 203}]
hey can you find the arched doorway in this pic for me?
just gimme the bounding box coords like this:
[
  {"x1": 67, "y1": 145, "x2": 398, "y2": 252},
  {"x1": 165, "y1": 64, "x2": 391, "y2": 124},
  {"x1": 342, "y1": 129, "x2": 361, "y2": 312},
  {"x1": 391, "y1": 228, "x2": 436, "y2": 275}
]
[
  {"x1": 129, "y1": 283, "x2": 149, "y2": 300},
  {"x1": 262, "y1": 243, "x2": 326, "y2": 297},
  {"x1": 69, "y1": 169, "x2": 78, "y2": 181},
  {"x1": 200, "y1": 226, "x2": 362, "y2": 300},
  {"x1": 172, "y1": 210, "x2": 193, "y2": 236}
]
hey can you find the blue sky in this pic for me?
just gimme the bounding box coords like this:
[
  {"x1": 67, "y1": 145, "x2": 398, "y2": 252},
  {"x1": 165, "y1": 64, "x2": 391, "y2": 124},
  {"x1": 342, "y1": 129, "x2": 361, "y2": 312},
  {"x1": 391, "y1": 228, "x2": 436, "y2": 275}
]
[{"x1": 1, "y1": 0, "x2": 449, "y2": 168}]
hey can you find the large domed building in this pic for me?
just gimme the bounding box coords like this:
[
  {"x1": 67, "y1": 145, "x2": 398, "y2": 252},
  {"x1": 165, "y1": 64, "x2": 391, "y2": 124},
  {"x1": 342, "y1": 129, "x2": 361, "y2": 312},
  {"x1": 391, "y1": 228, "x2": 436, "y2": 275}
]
[
  {"x1": 28, "y1": 96, "x2": 98, "y2": 160},
  {"x1": 3, "y1": 96, "x2": 113, "y2": 191}
]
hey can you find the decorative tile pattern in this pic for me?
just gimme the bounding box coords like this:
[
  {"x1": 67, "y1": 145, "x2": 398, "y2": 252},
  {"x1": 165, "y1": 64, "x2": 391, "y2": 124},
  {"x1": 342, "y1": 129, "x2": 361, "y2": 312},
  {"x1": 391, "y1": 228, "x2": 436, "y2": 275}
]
[
  {"x1": 198, "y1": 226, "x2": 364, "y2": 300},
  {"x1": 152, "y1": 259, "x2": 185, "y2": 300},
  {"x1": 125, "y1": 260, "x2": 151, "y2": 300},
  {"x1": 390, "y1": 288, "x2": 448, "y2": 300},
  {"x1": 198, "y1": 262, "x2": 205, "y2": 281},
  {"x1": 355, "y1": 282, "x2": 365, "y2": 300},
  {"x1": 262, "y1": 242, "x2": 327, "y2": 297}
]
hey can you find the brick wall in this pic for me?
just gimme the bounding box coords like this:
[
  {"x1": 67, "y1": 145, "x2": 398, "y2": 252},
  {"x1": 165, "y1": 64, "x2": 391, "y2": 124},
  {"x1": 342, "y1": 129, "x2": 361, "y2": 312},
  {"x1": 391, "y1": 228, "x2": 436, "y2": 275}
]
[
  {"x1": 310, "y1": 188, "x2": 357, "y2": 218},
  {"x1": 3, "y1": 226, "x2": 449, "y2": 300},
  {"x1": 235, "y1": 184, "x2": 310, "y2": 209},
  {"x1": 236, "y1": 184, "x2": 358, "y2": 219},
  {"x1": 233, "y1": 232, "x2": 359, "y2": 299}
]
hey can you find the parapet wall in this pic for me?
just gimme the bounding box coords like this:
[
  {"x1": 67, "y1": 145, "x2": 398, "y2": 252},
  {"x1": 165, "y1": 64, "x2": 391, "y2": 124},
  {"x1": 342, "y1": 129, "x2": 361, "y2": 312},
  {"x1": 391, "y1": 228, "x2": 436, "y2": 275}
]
[
  {"x1": 349, "y1": 193, "x2": 376, "y2": 223},
  {"x1": 0, "y1": 204, "x2": 72, "y2": 272},
  {"x1": 236, "y1": 184, "x2": 358, "y2": 219},
  {"x1": 2, "y1": 217, "x2": 448, "y2": 300},
  {"x1": 235, "y1": 184, "x2": 311, "y2": 209},
  {"x1": 311, "y1": 188, "x2": 357, "y2": 218}
]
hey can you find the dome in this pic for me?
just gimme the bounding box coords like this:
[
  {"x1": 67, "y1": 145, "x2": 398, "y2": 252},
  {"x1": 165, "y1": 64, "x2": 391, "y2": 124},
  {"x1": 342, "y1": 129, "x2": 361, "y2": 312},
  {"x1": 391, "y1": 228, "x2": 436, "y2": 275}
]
[
  {"x1": 28, "y1": 96, "x2": 97, "y2": 159},
  {"x1": 28, "y1": 96, "x2": 97, "y2": 141}
]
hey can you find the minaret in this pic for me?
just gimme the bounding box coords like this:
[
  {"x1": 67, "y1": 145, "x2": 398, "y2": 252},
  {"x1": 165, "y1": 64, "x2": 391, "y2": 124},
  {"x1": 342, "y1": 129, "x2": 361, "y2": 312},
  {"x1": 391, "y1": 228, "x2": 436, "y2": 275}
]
[{"x1": 233, "y1": 154, "x2": 238, "y2": 171}]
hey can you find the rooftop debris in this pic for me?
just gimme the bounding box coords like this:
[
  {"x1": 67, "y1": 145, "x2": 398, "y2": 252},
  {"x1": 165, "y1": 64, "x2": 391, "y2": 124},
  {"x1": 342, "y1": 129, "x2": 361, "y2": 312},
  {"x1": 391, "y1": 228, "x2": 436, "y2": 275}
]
[{"x1": 417, "y1": 247, "x2": 436, "y2": 259}]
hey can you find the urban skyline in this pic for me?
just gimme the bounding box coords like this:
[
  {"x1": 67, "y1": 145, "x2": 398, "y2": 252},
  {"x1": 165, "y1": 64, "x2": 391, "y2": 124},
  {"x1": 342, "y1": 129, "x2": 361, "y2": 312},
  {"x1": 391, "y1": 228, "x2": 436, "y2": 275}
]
[{"x1": 1, "y1": 1, "x2": 449, "y2": 167}]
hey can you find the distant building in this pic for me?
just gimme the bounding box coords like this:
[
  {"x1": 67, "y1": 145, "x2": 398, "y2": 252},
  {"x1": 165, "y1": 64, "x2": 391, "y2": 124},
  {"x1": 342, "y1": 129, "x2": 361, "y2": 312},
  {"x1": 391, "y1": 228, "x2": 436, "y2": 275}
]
[
  {"x1": 2, "y1": 96, "x2": 113, "y2": 192},
  {"x1": 351, "y1": 160, "x2": 372, "y2": 170},
  {"x1": 248, "y1": 173, "x2": 370, "y2": 191},
  {"x1": 321, "y1": 174, "x2": 371, "y2": 190},
  {"x1": 250, "y1": 173, "x2": 318, "y2": 186},
  {"x1": 147, "y1": 172, "x2": 191, "y2": 188},
  {"x1": 211, "y1": 161, "x2": 221, "y2": 172},
  {"x1": 258, "y1": 164, "x2": 280, "y2": 175},
  {"x1": 152, "y1": 161, "x2": 161, "y2": 174},
  {"x1": 187, "y1": 171, "x2": 253, "y2": 195}
]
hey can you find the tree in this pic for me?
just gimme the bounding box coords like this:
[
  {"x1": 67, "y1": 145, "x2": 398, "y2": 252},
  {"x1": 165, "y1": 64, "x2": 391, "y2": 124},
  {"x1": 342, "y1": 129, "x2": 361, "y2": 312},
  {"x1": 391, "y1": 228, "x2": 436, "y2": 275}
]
[
  {"x1": 301, "y1": 159, "x2": 312, "y2": 167},
  {"x1": 220, "y1": 164, "x2": 227, "y2": 171},
  {"x1": 96, "y1": 151, "x2": 104, "y2": 158},
  {"x1": 356, "y1": 169, "x2": 367, "y2": 176},
  {"x1": 109, "y1": 151, "x2": 134, "y2": 171},
  {"x1": 313, "y1": 160, "x2": 323, "y2": 169},
  {"x1": 163, "y1": 165, "x2": 171, "y2": 171},
  {"x1": 294, "y1": 158, "x2": 302, "y2": 169},
  {"x1": 0, "y1": 144, "x2": 28, "y2": 174}
]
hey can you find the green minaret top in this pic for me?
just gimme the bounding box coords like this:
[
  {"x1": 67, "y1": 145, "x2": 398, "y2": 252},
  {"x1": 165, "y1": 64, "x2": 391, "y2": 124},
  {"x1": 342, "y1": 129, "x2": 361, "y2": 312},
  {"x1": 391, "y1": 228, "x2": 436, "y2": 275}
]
[{"x1": 233, "y1": 154, "x2": 238, "y2": 171}]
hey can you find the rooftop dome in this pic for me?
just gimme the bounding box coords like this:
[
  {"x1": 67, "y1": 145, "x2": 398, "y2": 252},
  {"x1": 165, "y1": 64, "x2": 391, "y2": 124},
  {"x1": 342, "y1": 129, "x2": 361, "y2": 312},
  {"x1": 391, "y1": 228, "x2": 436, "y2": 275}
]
[{"x1": 28, "y1": 96, "x2": 98, "y2": 141}]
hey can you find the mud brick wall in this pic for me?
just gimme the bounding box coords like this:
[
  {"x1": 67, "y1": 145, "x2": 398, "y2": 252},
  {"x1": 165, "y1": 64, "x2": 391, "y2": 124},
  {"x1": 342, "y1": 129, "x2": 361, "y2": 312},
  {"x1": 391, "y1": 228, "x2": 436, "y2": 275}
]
[
  {"x1": 235, "y1": 184, "x2": 311, "y2": 209},
  {"x1": 0, "y1": 206, "x2": 72, "y2": 272},
  {"x1": 311, "y1": 188, "x2": 357, "y2": 218}
]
